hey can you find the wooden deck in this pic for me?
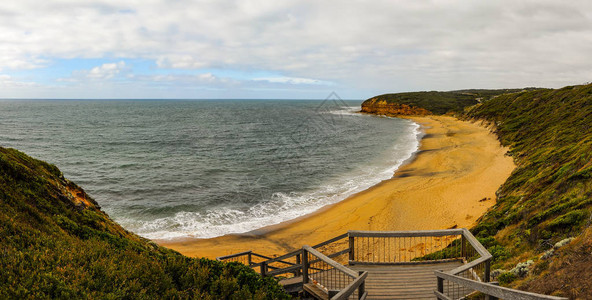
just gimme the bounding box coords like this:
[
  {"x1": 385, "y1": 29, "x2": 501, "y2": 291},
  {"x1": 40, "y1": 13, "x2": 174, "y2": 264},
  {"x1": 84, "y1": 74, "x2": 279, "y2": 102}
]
[
  {"x1": 221, "y1": 229, "x2": 566, "y2": 300},
  {"x1": 349, "y1": 261, "x2": 464, "y2": 299}
]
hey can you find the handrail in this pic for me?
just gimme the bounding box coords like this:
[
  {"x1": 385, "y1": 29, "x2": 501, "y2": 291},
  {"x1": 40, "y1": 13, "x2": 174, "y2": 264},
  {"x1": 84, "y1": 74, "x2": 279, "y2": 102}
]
[
  {"x1": 460, "y1": 228, "x2": 490, "y2": 260},
  {"x1": 216, "y1": 250, "x2": 252, "y2": 261},
  {"x1": 260, "y1": 232, "x2": 349, "y2": 279},
  {"x1": 447, "y1": 229, "x2": 492, "y2": 278},
  {"x1": 303, "y1": 245, "x2": 358, "y2": 278},
  {"x1": 331, "y1": 271, "x2": 368, "y2": 300},
  {"x1": 434, "y1": 270, "x2": 568, "y2": 300},
  {"x1": 303, "y1": 245, "x2": 366, "y2": 300},
  {"x1": 313, "y1": 232, "x2": 349, "y2": 248},
  {"x1": 349, "y1": 229, "x2": 464, "y2": 237},
  {"x1": 217, "y1": 229, "x2": 563, "y2": 299}
]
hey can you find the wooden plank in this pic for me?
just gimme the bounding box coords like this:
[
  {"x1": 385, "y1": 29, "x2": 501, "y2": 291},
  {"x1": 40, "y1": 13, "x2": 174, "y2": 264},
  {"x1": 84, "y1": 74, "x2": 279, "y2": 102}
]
[
  {"x1": 279, "y1": 276, "x2": 302, "y2": 286},
  {"x1": 461, "y1": 229, "x2": 491, "y2": 259},
  {"x1": 310, "y1": 248, "x2": 350, "y2": 265},
  {"x1": 348, "y1": 229, "x2": 464, "y2": 238},
  {"x1": 434, "y1": 290, "x2": 452, "y2": 300},
  {"x1": 250, "y1": 252, "x2": 273, "y2": 260},
  {"x1": 346, "y1": 261, "x2": 463, "y2": 300},
  {"x1": 349, "y1": 258, "x2": 463, "y2": 266},
  {"x1": 312, "y1": 232, "x2": 349, "y2": 248},
  {"x1": 304, "y1": 283, "x2": 329, "y2": 300},
  {"x1": 448, "y1": 256, "x2": 489, "y2": 275},
  {"x1": 267, "y1": 264, "x2": 301, "y2": 277},
  {"x1": 265, "y1": 249, "x2": 301, "y2": 264},
  {"x1": 216, "y1": 250, "x2": 251, "y2": 261}
]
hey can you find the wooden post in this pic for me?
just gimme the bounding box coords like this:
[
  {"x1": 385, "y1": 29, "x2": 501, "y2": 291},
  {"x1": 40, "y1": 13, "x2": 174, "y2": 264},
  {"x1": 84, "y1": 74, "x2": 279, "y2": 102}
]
[
  {"x1": 437, "y1": 271, "x2": 444, "y2": 294},
  {"x1": 484, "y1": 259, "x2": 491, "y2": 283},
  {"x1": 302, "y1": 248, "x2": 309, "y2": 284},
  {"x1": 461, "y1": 235, "x2": 466, "y2": 259},
  {"x1": 260, "y1": 261, "x2": 267, "y2": 277},
  {"x1": 358, "y1": 271, "x2": 366, "y2": 300},
  {"x1": 349, "y1": 235, "x2": 355, "y2": 263},
  {"x1": 247, "y1": 252, "x2": 252, "y2": 266},
  {"x1": 295, "y1": 253, "x2": 302, "y2": 276}
]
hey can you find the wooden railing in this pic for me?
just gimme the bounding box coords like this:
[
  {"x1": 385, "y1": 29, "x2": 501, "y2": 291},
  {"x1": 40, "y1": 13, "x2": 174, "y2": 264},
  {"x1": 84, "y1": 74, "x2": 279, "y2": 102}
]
[
  {"x1": 218, "y1": 229, "x2": 566, "y2": 300},
  {"x1": 348, "y1": 229, "x2": 467, "y2": 265},
  {"x1": 434, "y1": 271, "x2": 567, "y2": 300},
  {"x1": 215, "y1": 250, "x2": 272, "y2": 267},
  {"x1": 216, "y1": 232, "x2": 349, "y2": 278},
  {"x1": 303, "y1": 246, "x2": 367, "y2": 300},
  {"x1": 434, "y1": 229, "x2": 568, "y2": 300}
]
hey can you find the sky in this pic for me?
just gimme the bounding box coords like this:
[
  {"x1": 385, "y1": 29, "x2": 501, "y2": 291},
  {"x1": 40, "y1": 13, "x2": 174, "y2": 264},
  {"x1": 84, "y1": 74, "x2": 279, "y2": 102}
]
[{"x1": 1, "y1": 0, "x2": 591, "y2": 100}]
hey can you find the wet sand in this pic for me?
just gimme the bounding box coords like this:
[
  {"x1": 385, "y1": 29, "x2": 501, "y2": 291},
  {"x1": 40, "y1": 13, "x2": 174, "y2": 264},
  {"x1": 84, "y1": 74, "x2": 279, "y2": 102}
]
[{"x1": 158, "y1": 116, "x2": 515, "y2": 259}]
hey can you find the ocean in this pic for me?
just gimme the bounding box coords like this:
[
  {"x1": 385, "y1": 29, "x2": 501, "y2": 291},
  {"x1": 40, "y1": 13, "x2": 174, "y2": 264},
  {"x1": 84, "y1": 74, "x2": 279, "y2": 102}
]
[{"x1": 0, "y1": 99, "x2": 421, "y2": 240}]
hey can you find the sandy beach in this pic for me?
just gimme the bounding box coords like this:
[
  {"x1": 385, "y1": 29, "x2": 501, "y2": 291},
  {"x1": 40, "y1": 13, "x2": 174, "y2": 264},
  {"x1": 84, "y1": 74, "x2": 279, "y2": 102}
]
[{"x1": 158, "y1": 115, "x2": 515, "y2": 259}]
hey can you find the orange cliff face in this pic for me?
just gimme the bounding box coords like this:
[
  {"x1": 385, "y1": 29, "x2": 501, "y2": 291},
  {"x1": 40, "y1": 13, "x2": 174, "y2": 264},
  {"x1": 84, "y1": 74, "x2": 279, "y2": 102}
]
[{"x1": 361, "y1": 99, "x2": 432, "y2": 116}]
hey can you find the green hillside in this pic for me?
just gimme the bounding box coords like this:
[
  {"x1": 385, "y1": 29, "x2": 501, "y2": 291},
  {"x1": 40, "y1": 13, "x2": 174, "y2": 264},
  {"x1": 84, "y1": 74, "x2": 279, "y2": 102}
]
[
  {"x1": 365, "y1": 89, "x2": 533, "y2": 115},
  {"x1": 463, "y1": 84, "x2": 592, "y2": 296},
  {"x1": 0, "y1": 147, "x2": 289, "y2": 299}
]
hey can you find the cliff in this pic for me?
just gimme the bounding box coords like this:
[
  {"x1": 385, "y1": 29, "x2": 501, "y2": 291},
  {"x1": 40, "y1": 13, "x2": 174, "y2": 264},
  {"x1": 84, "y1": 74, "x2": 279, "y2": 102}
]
[
  {"x1": 361, "y1": 99, "x2": 432, "y2": 116},
  {"x1": 362, "y1": 89, "x2": 533, "y2": 116},
  {"x1": 0, "y1": 147, "x2": 288, "y2": 299}
]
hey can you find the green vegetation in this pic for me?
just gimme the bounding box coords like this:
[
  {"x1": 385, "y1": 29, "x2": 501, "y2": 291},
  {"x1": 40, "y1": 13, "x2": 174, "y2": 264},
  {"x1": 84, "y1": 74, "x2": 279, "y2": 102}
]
[
  {"x1": 462, "y1": 84, "x2": 592, "y2": 294},
  {"x1": 364, "y1": 88, "x2": 534, "y2": 114},
  {"x1": 497, "y1": 272, "x2": 518, "y2": 285},
  {"x1": 366, "y1": 83, "x2": 592, "y2": 296},
  {"x1": 0, "y1": 147, "x2": 289, "y2": 299},
  {"x1": 464, "y1": 84, "x2": 592, "y2": 246}
]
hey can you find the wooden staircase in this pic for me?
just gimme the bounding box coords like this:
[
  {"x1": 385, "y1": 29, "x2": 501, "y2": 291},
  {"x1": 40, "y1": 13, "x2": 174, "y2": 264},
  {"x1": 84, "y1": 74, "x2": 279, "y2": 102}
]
[{"x1": 217, "y1": 229, "x2": 567, "y2": 300}]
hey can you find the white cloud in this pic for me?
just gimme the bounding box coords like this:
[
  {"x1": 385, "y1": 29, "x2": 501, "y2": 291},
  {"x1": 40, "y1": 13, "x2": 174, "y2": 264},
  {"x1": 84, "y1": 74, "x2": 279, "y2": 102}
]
[
  {"x1": 253, "y1": 76, "x2": 331, "y2": 85},
  {"x1": 60, "y1": 61, "x2": 127, "y2": 82},
  {"x1": 1, "y1": 0, "x2": 592, "y2": 97},
  {"x1": 156, "y1": 55, "x2": 208, "y2": 69},
  {"x1": 86, "y1": 61, "x2": 126, "y2": 80},
  {"x1": 132, "y1": 73, "x2": 219, "y2": 84}
]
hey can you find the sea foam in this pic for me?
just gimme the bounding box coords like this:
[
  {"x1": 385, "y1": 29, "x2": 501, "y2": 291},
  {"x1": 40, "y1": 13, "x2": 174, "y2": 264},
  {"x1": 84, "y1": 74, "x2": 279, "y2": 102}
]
[{"x1": 136, "y1": 117, "x2": 422, "y2": 240}]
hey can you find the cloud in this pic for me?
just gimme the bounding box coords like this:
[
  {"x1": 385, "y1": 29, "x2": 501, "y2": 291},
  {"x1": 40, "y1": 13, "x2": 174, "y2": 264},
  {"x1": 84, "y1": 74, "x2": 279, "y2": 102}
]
[
  {"x1": 60, "y1": 61, "x2": 127, "y2": 82},
  {"x1": 1, "y1": 0, "x2": 592, "y2": 98},
  {"x1": 130, "y1": 73, "x2": 220, "y2": 85},
  {"x1": 156, "y1": 55, "x2": 208, "y2": 69},
  {"x1": 85, "y1": 61, "x2": 126, "y2": 80},
  {"x1": 253, "y1": 76, "x2": 332, "y2": 85},
  {"x1": 0, "y1": 74, "x2": 37, "y2": 87}
]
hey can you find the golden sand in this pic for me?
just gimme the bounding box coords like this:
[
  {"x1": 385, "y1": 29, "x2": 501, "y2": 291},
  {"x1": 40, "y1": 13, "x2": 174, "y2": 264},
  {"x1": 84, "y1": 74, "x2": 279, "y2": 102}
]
[{"x1": 158, "y1": 116, "x2": 515, "y2": 259}]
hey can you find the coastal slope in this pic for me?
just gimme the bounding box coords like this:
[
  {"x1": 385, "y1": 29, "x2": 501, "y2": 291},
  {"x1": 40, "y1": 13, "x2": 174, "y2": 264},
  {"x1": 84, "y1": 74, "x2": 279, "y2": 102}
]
[
  {"x1": 0, "y1": 147, "x2": 288, "y2": 299},
  {"x1": 463, "y1": 84, "x2": 592, "y2": 297},
  {"x1": 161, "y1": 116, "x2": 515, "y2": 259}
]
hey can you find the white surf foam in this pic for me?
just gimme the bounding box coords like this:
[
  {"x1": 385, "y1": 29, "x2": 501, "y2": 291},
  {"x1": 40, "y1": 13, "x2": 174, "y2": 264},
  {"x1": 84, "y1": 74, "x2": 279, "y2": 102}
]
[{"x1": 134, "y1": 118, "x2": 422, "y2": 240}]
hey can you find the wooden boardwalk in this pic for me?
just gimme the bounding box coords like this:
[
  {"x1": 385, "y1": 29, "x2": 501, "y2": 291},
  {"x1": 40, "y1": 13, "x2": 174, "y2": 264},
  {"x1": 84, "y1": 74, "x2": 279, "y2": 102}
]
[
  {"x1": 349, "y1": 261, "x2": 463, "y2": 299},
  {"x1": 219, "y1": 229, "x2": 567, "y2": 300}
]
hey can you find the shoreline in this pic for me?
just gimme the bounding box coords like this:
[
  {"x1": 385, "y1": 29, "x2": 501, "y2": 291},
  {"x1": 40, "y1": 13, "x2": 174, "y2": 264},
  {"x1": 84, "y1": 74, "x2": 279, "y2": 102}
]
[{"x1": 158, "y1": 115, "x2": 515, "y2": 259}]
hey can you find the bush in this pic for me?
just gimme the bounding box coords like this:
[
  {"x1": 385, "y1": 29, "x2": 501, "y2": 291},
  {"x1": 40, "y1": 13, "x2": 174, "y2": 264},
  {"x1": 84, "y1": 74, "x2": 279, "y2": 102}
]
[
  {"x1": 0, "y1": 147, "x2": 290, "y2": 299},
  {"x1": 498, "y1": 272, "x2": 518, "y2": 284}
]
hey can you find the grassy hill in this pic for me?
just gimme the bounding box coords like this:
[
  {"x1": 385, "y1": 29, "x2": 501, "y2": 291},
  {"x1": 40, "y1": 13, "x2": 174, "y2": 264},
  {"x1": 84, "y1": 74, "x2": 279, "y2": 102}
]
[
  {"x1": 0, "y1": 147, "x2": 289, "y2": 299},
  {"x1": 463, "y1": 84, "x2": 592, "y2": 297},
  {"x1": 363, "y1": 88, "x2": 539, "y2": 115}
]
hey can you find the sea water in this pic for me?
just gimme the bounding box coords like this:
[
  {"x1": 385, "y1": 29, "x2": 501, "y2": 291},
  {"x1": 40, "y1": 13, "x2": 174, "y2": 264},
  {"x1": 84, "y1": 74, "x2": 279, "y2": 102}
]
[{"x1": 0, "y1": 99, "x2": 421, "y2": 239}]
